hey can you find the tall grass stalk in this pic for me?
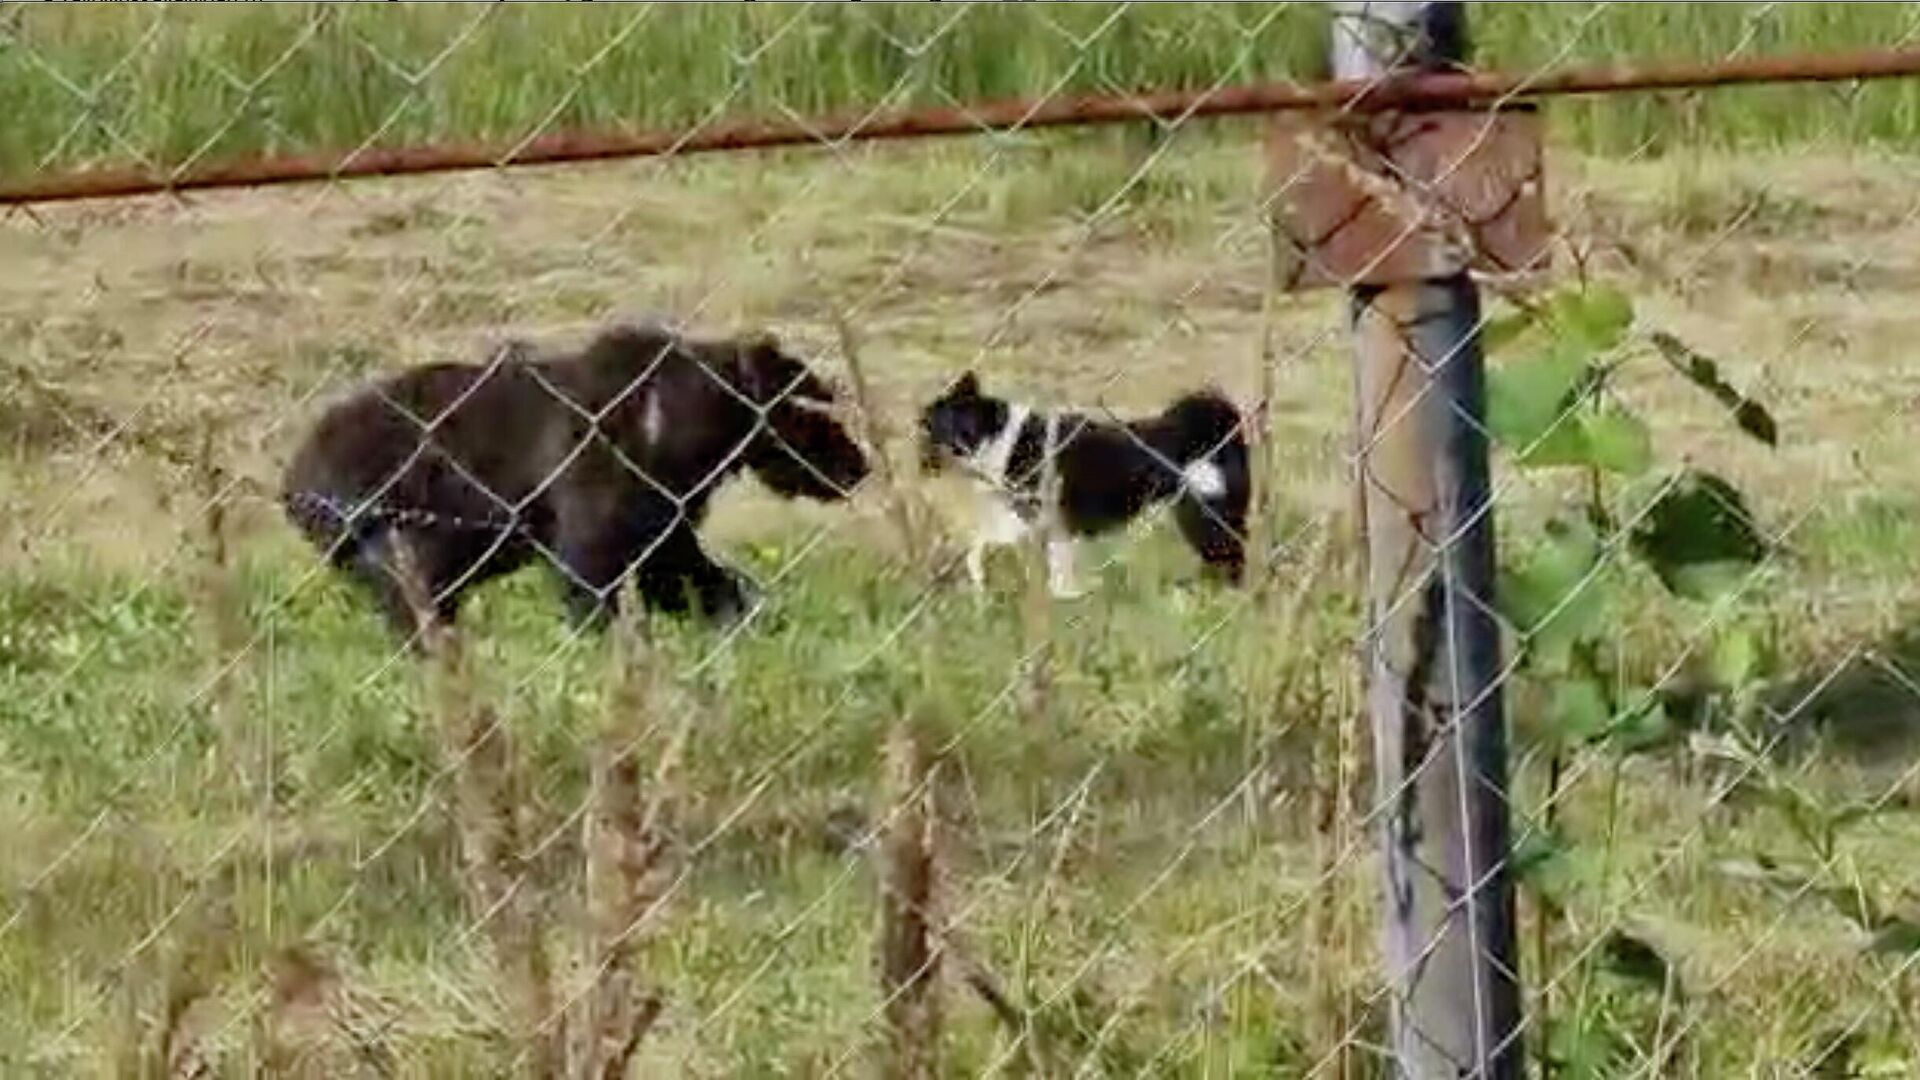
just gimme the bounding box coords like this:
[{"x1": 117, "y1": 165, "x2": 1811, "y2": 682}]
[
  {"x1": 877, "y1": 720, "x2": 940, "y2": 1080},
  {"x1": 834, "y1": 310, "x2": 928, "y2": 570},
  {"x1": 581, "y1": 608, "x2": 677, "y2": 1079},
  {"x1": 392, "y1": 543, "x2": 559, "y2": 1079},
  {"x1": 191, "y1": 424, "x2": 257, "y2": 796}
]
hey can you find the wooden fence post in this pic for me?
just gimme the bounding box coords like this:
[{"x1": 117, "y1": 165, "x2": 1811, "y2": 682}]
[{"x1": 1331, "y1": 3, "x2": 1524, "y2": 1074}]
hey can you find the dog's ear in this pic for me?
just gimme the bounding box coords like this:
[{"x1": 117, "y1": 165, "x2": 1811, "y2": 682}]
[{"x1": 945, "y1": 370, "x2": 980, "y2": 401}]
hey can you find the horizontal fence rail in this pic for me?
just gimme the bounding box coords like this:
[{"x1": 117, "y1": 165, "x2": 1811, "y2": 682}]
[{"x1": 5, "y1": 43, "x2": 1920, "y2": 206}]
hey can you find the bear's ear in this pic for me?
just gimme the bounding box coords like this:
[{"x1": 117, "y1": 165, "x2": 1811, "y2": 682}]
[
  {"x1": 745, "y1": 329, "x2": 781, "y2": 357},
  {"x1": 945, "y1": 370, "x2": 980, "y2": 400},
  {"x1": 738, "y1": 335, "x2": 833, "y2": 405},
  {"x1": 734, "y1": 332, "x2": 785, "y2": 398}
]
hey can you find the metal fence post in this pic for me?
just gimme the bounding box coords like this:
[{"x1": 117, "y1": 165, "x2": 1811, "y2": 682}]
[{"x1": 1333, "y1": 3, "x2": 1524, "y2": 1076}]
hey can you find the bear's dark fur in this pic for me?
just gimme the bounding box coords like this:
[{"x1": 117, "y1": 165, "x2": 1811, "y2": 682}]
[{"x1": 281, "y1": 322, "x2": 870, "y2": 641}]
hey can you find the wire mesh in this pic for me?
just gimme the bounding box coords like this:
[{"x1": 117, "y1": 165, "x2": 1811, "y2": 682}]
[{"x1": 5, "y1": 4, "x2": 1920, "y2": 1077}]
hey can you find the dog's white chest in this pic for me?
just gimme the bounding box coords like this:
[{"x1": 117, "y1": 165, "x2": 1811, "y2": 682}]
[{"x1": 973, "y1": 483, "x2": 1032, "y2": 545}]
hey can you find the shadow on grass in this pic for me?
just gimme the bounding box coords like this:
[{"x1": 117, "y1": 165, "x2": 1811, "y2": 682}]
[{"x1": 1769, "y1": 622, "x2": 1920, "y2": 778}]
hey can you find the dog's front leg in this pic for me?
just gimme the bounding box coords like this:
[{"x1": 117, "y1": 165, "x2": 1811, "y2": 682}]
[
  {"x1": 1046, "y1": 533, "x2": 1085, "y2": 600},
  {"x1": 966, "y1": 540, "x2": 989, "y2": 592},
  {"x1": 969, "y1": 487, "x2": 1027, "y2": 594}
]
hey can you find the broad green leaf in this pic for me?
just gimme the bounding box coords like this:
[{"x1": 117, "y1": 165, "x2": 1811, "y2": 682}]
[
  {"x1": 1612, "y1": 700, "x2": 1675, "y2": 754},
  {"x1": 1548, "y1": 1018, "x2": 1625, "y2": 1080},
  {"x1": 1512, "y1": 827, "x2": 1569, "y2": 880},
  {"x1": 1513, "y1": 827, "x2": 1577, "y2": 908},
  {"x1": 1547, "y1": 284, "x2": 1634, "y2": 354},
  {"x1": 1666, "y1": 561, "x2": 1756, "y2": 604},
  {"x1": 1486, "y1": 341, "x2": 1592, "y2": 452},
  {"x1": 1550, "y1": 675, "x2": 1613, "y2": 744},
  {"x1": 1734, "y1": 400, "x2": 1779, "y2": 447},
  {"x1": 1820, "y1": 883, "x2": 1882, "y2": 930},
  {"x1": 1630, "y1": 470, "x2": 1768, "y2": 600},
  {"x1": 1846, "y1": 1034, "x2": 1914, "y2": 1078},
  {"x1": 1649, "y1": 330, "x2": 1780, "y2": 447},
  {"x1": 1599, "y1": 931, "x2": 1672, "y2": 990},
  {"x1": 1581, "y1": 407, "x2": 1654, "y2": 477},
  {"x1": 1827, "y1": 801, "x2": 1880, "y2": 834},
  {"x1": 1708, "y1": 627, "x2": 1760, "y2": 688},
  {"x1": 1508, "y1": 401, "x2": 1650, "y2": 474},
  {"x1": 1499, "y1": 518, "x2": 1607, "y2": 671},
  {"x1": 1482, "y1": 310, "x2": 1538, "y2": 355},
  {"x1": 1867, "y1": 916, "x2": 1920, "y2": 957},
  {"x1": 1515, "y1": 411, "x2": 1593, "y2": 470}
]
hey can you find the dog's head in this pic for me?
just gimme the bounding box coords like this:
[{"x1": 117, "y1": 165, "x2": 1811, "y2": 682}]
[
  {"x1": 730, "y1": 334, "x2": 870, "y2": 502},
  {"x1": 918, "y1": 370, "x2": 1007, "y2": 475}
]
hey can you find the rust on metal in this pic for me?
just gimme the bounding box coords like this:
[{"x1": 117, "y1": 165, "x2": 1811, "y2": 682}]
[
  {"x1": 4, "y1": 44, "x2": 1920, "y2": 206},
  {"x1": 1266, "y1": 105, "x2": 1549, "y2": 290}
]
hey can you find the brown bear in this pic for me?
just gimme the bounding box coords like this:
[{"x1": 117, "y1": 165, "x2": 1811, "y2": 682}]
[{"x1": 281, "y1": 321, "x2": 870, "y2": 642}]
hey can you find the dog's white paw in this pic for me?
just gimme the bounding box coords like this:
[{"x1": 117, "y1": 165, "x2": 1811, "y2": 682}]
[{"x1": 965, "y1": 545, "x2": 989, "y2": 592}]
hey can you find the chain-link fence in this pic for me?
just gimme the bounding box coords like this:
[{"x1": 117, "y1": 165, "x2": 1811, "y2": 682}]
[{"x1": 5, "y1": 3, "x2": 1920, "y2": 1076}]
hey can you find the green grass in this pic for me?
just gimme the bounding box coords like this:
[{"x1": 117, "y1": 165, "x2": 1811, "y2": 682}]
[
  {"x1": 5, "y1": 3, "x2": 1920, "y2": 184},
  {"x1": 4, "y1": 506, "x2": 1920, "y2": 1073},
  {"x1": 0, "y1": 528, "x2": 1362, "y2": 1075}
]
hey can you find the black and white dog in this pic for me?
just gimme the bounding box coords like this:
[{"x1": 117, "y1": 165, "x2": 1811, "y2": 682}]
[
  {"x1": 282, "y1": 322, "x2": 870, "y2": 642},
  {"x1": 918, "y1": 371, "x2": 1250, "y2": 597}
]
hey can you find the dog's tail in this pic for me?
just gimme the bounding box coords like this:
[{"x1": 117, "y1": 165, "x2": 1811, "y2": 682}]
[{"x1": 1159, "y1": 391, "x2": 1248, "y2": 502}]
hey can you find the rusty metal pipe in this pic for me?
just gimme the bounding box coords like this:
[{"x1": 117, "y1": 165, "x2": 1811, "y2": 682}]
[{"x1": 5, "y1": 44, "x2": 1920, "y2": 206}]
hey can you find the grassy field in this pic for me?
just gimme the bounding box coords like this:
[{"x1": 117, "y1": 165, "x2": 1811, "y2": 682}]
[
  {"x1": 5, "y1": 2, "x2": 1920, "y2": 183},
  {"x1": 5, "y1": 110, "x2": 1920, "y2": 1074},
  {"x1": 3, "y1": 6, "x2": 1920, "y2": 1078}
]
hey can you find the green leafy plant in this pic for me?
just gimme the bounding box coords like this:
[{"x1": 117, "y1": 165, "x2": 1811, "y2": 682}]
[
  {"x1": 1486, "y1": 282, "x2": 1778, "y2": 759},
  {"x1": 1486, "y1": 282, "x2": 1779, "y2": 1074}
]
